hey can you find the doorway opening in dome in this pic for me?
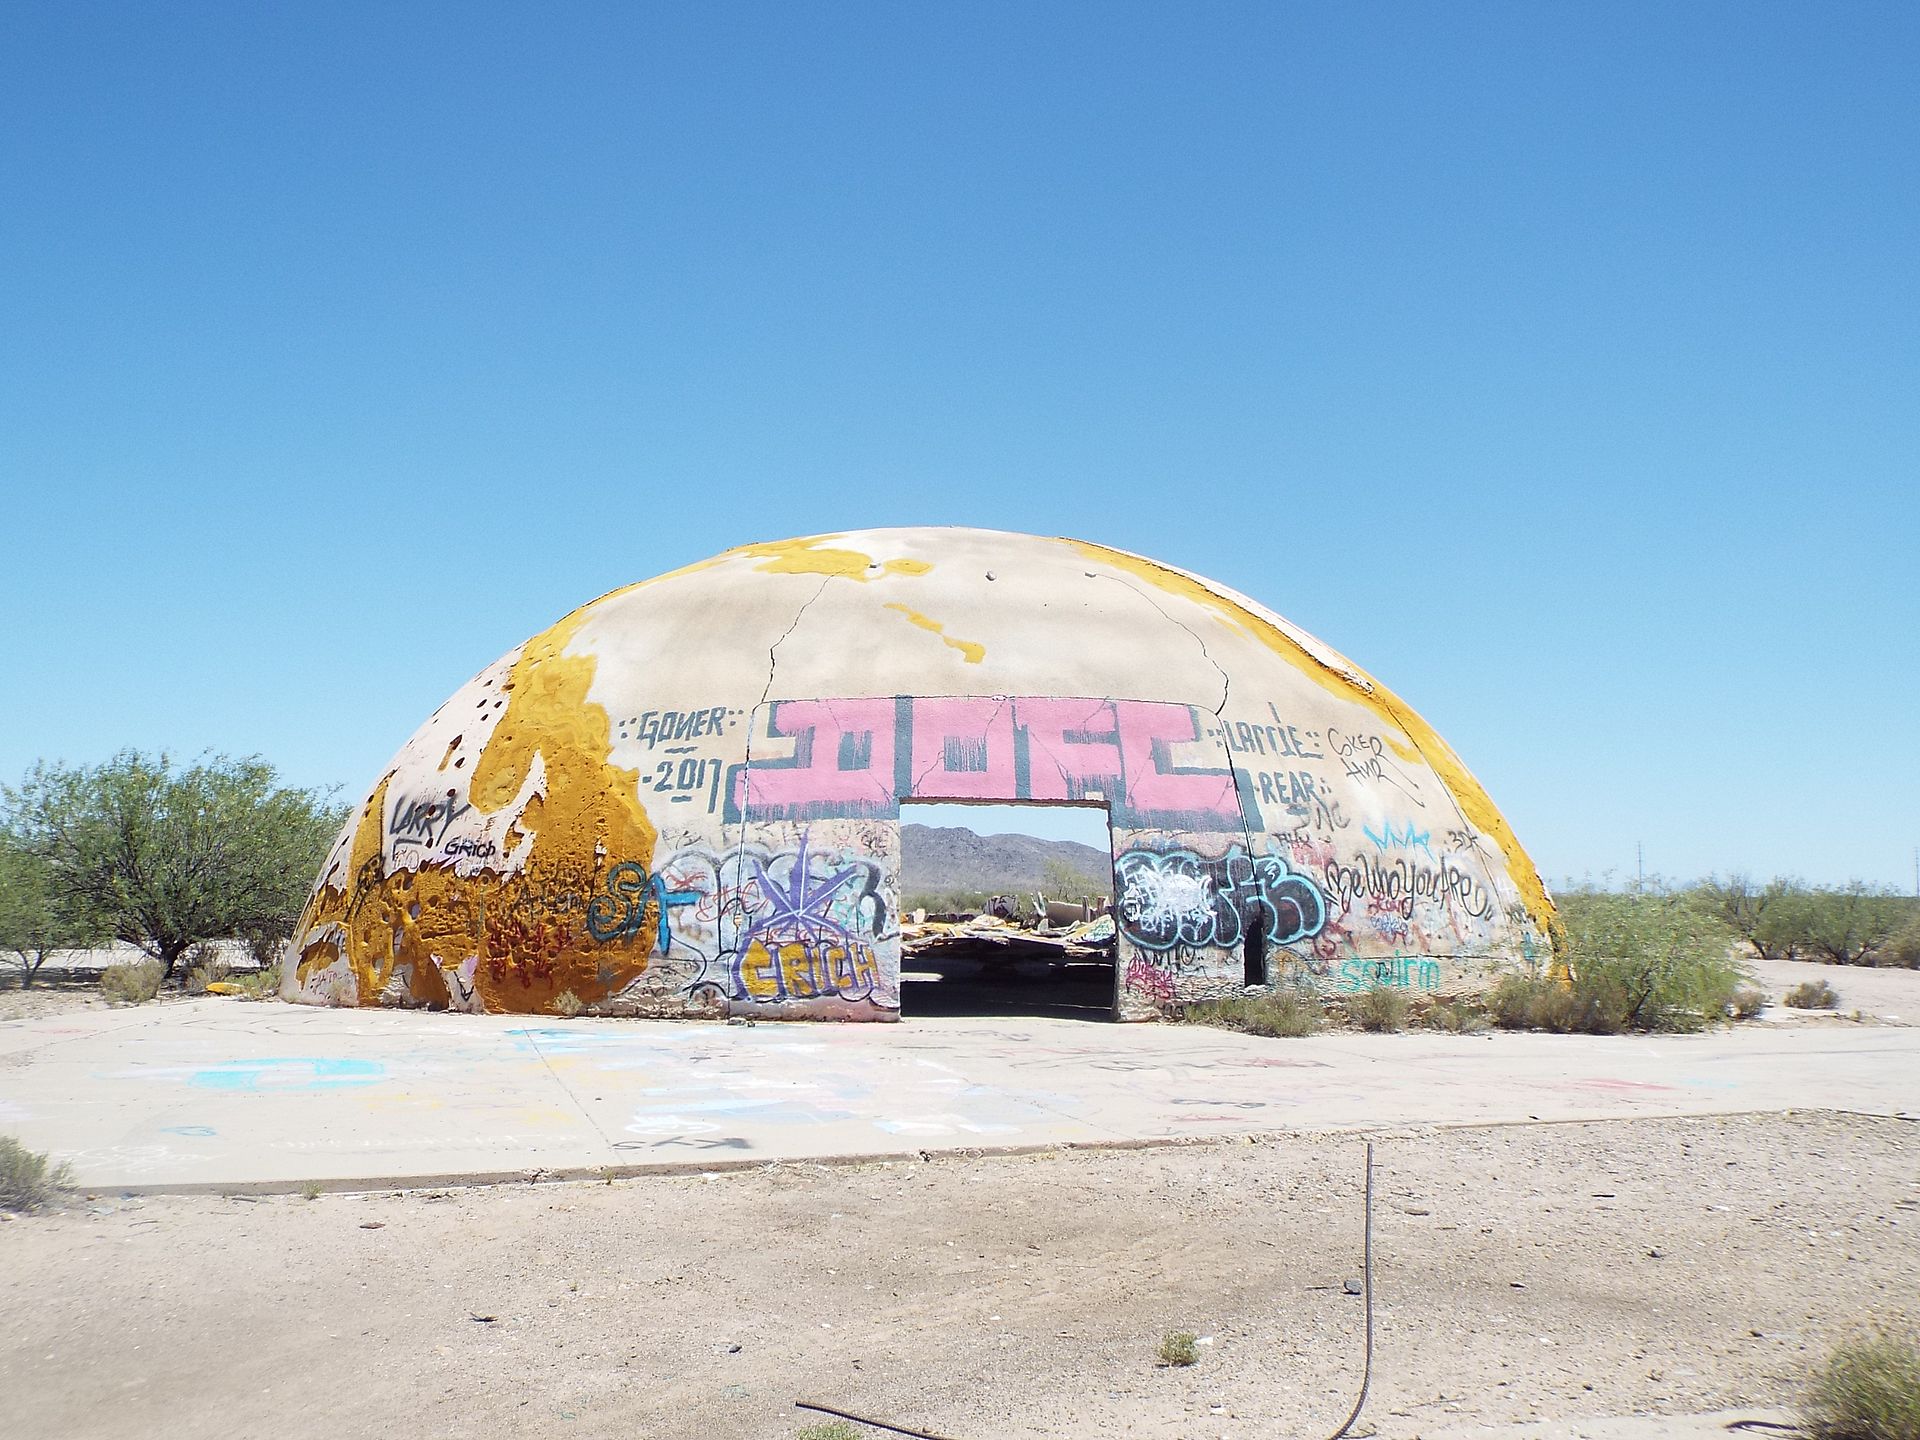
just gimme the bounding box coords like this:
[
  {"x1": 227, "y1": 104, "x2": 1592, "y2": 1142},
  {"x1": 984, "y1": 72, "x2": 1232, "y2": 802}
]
[{"x1": 896, "y1": 800, "x2": 1117, "y2": 1020}]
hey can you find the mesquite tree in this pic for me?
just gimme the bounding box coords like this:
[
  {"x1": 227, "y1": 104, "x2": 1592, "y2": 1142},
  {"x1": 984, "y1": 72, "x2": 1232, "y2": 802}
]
[
  {"x1": 0, "y1": 835, "x2": 102, "y2": 987},
  {"x1": 2, "y1": 752, "x2": 345, "y2": 979}
]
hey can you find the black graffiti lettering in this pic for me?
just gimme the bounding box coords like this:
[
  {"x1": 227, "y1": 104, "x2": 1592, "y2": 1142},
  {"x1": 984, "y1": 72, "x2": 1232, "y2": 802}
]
[
  {"x1": 390, "y1": 791, "x2": 472, "y2": 849},
  {"x1": 1321, "y1": 853, "x2": 1494, "y2": 921}
]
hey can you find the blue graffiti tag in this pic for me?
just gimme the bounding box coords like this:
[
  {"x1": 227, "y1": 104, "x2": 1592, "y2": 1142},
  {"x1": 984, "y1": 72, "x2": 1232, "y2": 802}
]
[
  {"x1": 1362, "y1": 821, "x2": 1435, "y2": 860},
  {"x1": 187, "y1": 1058, "x2": 385, "y2": 1093},
  {"x1": 584, "y1": 861, "x2": 702, "y2": 952}
]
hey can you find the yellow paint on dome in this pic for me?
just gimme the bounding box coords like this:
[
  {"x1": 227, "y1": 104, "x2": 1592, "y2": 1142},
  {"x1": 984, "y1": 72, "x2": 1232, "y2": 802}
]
[
  {"x1": 295, "y1": 604, "x2": 663, "y2": 1014},
  {"x1": 1062, "y1": 537, "x2": 1555, "y2": 938},
  {"x1": 883, "y1": 602, "x2": 986, "y2": 664},
  {"x1": 726, "y1": 533, "x2": 934, "y2": 581}
]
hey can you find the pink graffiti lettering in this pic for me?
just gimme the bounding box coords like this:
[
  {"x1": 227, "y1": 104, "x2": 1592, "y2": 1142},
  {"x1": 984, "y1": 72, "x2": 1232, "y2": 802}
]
[
  {"x1": 1015, "y1": 697, "x2": 1123, "y2": 802},
  {"x1": 910, "y1": 697, "x2": 1018, "y2": 799},
  {"x1": 1114, "y1": 702, "x2": 1239, "y2": 825},
  {"x1": 736, "y1": 698, "x2": 898, "y2": 815}
]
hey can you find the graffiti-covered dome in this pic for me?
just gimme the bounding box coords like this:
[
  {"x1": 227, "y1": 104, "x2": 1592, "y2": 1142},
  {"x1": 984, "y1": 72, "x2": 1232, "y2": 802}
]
[{"x1": 285, "y1": 527, "x2": 1553, "y2": 1019}]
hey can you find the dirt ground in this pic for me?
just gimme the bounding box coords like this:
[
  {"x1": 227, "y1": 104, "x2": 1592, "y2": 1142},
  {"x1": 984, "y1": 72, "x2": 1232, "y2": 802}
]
[{"x1": 3, "y1": 1111, "x2": 1915, "y2": 1440}]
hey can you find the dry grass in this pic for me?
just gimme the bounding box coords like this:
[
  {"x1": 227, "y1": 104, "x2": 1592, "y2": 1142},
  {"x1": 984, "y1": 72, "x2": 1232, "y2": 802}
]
[
  {"x1": 99, "y1": 959, "x2": 163, "y2": 1005},
  {"x1": 1181, "y1": 989, "x2": 1322, "y2": 1037},
  {"x1": 1730, "y1": 985, "x2": 1768, "y2": 1020},
  {"x1": 184, "y1": 943, "x2": 232, "y2": 994},
  {"x1": 1802, "y1": 1325, "x2": 1920, "y2": 1440},
  {"x1": 1347, "y1": 984, "x2": 1410, "y2": 1032},
  {"x1": 1420, "y1": 997, "x2": 1489, "y2": 1032},
  {"x1": 0, "y1": 1135, "x2": 71, "y2": 1212},
  {"x1": 1786, "y1": 979, "x2": 1841, "y2": 1010}
]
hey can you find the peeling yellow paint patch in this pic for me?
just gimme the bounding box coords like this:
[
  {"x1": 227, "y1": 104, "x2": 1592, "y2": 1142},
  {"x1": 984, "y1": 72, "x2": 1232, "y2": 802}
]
[
  {"x1": 726, "y1": 533, "x2": 934, "y2": 581},
  {"x1": 882, "y1": 602, "x2": 986, "y2": 664},
  {"x1": 1062, "y1": 537, "x2": 1556, "y2": 938},
  {"x1": 295, "y1": 603, "x2": 662, "y2": 1015}
]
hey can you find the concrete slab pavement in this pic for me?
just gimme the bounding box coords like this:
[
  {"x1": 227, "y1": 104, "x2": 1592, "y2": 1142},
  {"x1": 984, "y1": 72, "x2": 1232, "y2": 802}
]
[{"x1": 4, "y1": 999, "x2": 1917, "y2": 1192}]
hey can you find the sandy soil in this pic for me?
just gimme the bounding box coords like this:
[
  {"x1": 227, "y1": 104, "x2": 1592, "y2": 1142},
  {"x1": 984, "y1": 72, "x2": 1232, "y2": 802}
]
[
  {"x1": 1744, "y1": 955, "x2": 1918, "y2": 1023},
  {"x1": 3, "y1": 1112, "x2": 1915, "y2": 1440}
]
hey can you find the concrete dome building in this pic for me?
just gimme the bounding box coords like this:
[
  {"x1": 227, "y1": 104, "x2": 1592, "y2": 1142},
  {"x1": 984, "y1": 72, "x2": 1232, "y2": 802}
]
[{"x1": 284, "y1": 528, "x2": 1553, "y2": 1019}]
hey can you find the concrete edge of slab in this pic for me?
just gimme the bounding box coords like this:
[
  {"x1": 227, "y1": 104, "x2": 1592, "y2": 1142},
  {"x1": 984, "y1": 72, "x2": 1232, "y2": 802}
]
[{"x1": 74, "y1": 1106, "x2": 1916, "y2": 1199}]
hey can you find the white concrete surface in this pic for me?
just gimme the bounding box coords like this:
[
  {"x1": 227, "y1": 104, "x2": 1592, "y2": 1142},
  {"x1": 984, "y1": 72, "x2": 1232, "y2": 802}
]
[{"x1": 3, "y1": 999, "x2": 1915, "y2": 1192}]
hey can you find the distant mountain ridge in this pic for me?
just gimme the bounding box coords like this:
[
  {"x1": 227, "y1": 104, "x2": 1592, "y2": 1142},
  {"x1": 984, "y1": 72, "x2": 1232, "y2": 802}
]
[{"x1": 899, "y1": 823, "x2": 1112, "y2": 900}]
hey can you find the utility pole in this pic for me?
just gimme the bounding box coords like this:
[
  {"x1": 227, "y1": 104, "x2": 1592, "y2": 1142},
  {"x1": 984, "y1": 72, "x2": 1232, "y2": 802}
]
[{"x1": 1636, "y1": 841, "x2": 1644, "y2": 892}]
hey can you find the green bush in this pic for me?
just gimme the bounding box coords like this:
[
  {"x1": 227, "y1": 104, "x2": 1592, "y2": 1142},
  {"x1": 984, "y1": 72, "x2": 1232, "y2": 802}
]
[
  {"x1": 0, "y1": 1135, "x2": 71, "y2": 1211},
  {"x1": 100, "y1": 958, "x2": 164, "y2": 1005},
  {"x1": 1348, "y1": 984, "x2": 1410, "y2": 1032},
  {"x1": 1547, "y1": 886, "x2": 1746, "y2": 1032},
  {"x1": 1157, "y1": 1330, "x2": 1199, "y2": 1367},
  {"x1": 1802, "y1": 1325, "x2": 1920, "y2": 1440},
  {"x1": 796, "y1": 1424, "x2": 861, "y2": 1440},
  {"x1": 1785, "y1": 979, "x2": 1840, "y2": 1010},
  {"x1": 1182, "y1": 988, "x2": 1322, "y2": 1037}
]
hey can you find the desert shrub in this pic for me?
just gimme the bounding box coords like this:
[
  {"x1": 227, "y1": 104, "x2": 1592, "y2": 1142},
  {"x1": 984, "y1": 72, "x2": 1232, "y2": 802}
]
[
  {"x1": 1552, "y1": 886, "x2": 1746, "y2": 1031},
  {"x1": 1883, "y1": 914, "x2": 1920, "y2": 970},
  {"x1": 1157, "y1": 1330, "x2": 1199, "y2": 1367},
  {"x1": 1348, "y1": 985, "x2": 1410, "y2": 1032},
  {"x1": 1729, "y1": 985, "x2": 1767, "y2": 1020},
  {"x1": 551, "y1": 990, "x2": 584, "y2": 1017},
  {"x1": 1802, "y1": 1325, "x2": 1920, "y2": 1440},
  {"x1": 1183, "y1": 988, "x2": 1322, "y2": 1037},
  {"x1": 184, "y1": 943, "x2": 231, "y2": 994},
  {"x1": 225, "y1": 963, "x2": 281, "y2": 1000},
  {"x1": 1487, "y1": 973, "x2": 1631, "y2": 1034},
  {"x1": 1785, "y1": 979, "x2": 1841, "y2": 1011},
  {"x1": 1420, "y1": 997, "x2": 1488, "y2": 1033},
  {"x1": 100, "y1": 958, "x2": 164, "y2": 1005},
  {"x1": 0, "y1": 1135, "x2": 72, "y2": 1211},
  {"x1": 797, "y1": 1424, "x2": 861, "y2": 1440}
]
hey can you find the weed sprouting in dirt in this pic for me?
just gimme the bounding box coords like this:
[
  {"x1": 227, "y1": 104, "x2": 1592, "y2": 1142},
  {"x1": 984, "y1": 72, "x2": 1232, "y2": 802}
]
[
  {"x1": 552, "y1": 990, "x2": 584, "y2": 1017},
  {"x1": 1802, "y1": 1324, "x2": 1920, "y2": 1440},
  {"x1": 796, "y1": 1423, "x2": 861, "y2": 1440},
  {"x1": 0, "y1": 1135, "x2": 71, "y2": 1211},
  {"x1": 1157, "y1": 1330, "x2": 1199, "y2": 1367}
]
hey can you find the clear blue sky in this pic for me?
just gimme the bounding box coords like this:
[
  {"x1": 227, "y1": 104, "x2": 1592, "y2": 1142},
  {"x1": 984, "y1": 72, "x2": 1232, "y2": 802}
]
[{"x1": 2, "y1": 3, "x2": 1915, "y2": 890}]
